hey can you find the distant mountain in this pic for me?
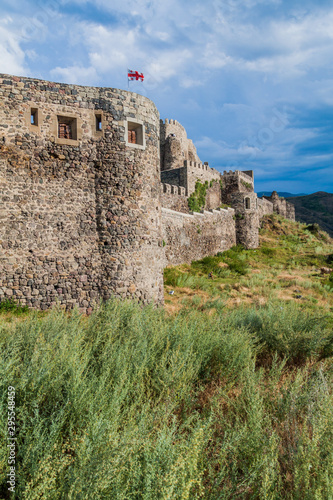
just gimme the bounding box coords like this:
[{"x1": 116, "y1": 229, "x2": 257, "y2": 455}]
[
  {"x1": 257, "y1": 191, "x2": 308, "y2": 198},
  {"x1": 287, "y1": 192, "x2": 333, "y2": 237}
]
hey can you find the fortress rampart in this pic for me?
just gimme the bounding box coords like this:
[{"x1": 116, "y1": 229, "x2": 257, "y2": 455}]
[
  {"x1": 258, "y1": 197, "x2": 274, "y2": 218},
  {"x1": 162, "y1": 207, "x2": 236, "y2": 266},
  {"x1": 0, "y1": 74, "x2": 295, "y2": 310}
]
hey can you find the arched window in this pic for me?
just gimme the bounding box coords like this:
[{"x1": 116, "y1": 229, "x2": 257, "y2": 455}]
[{"x1": 245, "y1": 197, "x2": 251, "y2": 210}]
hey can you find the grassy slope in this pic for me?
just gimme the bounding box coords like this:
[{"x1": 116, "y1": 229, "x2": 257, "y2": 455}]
[
  {"x1": 0, "y1": 214, "x2": 332, "y2": 499},
  {"x1": 164, "y1": 213, "x2": 333, "y2": 316},
  {"x1": 288, "y1": 191, "x2": 333, "y2": 237}
]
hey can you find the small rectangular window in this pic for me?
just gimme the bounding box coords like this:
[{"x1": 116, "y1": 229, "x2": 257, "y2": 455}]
[
  {"x1": 31, "y1": 108, "x2": 38, "y2": 126},
  {"x1": 57, "y1": 116, "x2": 77, "y2": 140},
  {"x1": 96, "y1": 114, "x2": 102, "y2": 131},
  {"x1": 127, "y1": 121, "x2": 144, "y2": 146}
]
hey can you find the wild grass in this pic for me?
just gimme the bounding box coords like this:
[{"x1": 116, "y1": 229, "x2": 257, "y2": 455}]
[
  {"x1": 0, "y1": 214, "x2": 332, "y2": 498},
  {"x1": 0, "y1": 300, "x2": 332, "y2": 499},
  {"x1": 165, "y1": 214, "x2": 333, "y2": 314}
]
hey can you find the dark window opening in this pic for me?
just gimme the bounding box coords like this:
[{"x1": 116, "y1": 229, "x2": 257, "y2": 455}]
[
  {"x1": 245, "y1": 197, "x2": 251, "y2": 210},
  {"x1": 31, "y1": 108, "x2": 38, "y2": 126},
  {"x1": 96, "y1": 114, "x2": 102, "y2": 131},
  {"x1": 57, "y1": 116, "x2": 77, "y2": 140}
]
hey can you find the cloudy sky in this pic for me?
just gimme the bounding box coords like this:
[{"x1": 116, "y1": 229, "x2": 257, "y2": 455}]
[{"x1": 1, "y1": 0, "x2": 333, "y2": 194}]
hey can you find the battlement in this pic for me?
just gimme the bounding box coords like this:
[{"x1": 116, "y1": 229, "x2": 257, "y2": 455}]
[
  {"x1": 184, "y1": 160, "x2": 210, "y2": 171},
  {"x1": 161, "y1": 118, "x2": 185, "y2": 128},
  {"x1": 222, "y1": 169, "x2": 254, "y2": 183},
  {"x1": 161, "y1": 183, "x2": 186, "y2": 196}
]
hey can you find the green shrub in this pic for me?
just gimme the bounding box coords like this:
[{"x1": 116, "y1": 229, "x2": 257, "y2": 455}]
[
  {"x1": 230, "y1": 301, "x2": 333, "y2": 363},
  {"x1": 241, "y1": 180, "x2": 252, "y2": 189},
  {"x1": 188, "y1": 180, "x2": 208, "y2": 213},
  {"x1": 0, "y1": 298, "x2": 29, "y2": 315},
  {"x1": 0, "y1": 301, "x2": 332, "y2": 498}
]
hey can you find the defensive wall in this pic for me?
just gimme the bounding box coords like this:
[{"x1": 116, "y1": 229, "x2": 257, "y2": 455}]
[
  {"x1": 258, "y1": 197, "x2": 274, "y2": 218},
  {"x1": 0, "y1": 73, "x2": 295, "y2": 310},
  {"x1": 162, "y1": 207, "x2": 236, "y2": 266},
  {"x1": 263, "y1": 191, "x2": 295, "y2": 220}
]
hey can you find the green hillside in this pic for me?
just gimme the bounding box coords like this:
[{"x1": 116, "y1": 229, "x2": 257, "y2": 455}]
[
  {"x1": 288, "y1": 191, "x2": 333, "y2": 237},
  {"x1": 0, "y1": 214, "x2": 332, "y2": 499}
]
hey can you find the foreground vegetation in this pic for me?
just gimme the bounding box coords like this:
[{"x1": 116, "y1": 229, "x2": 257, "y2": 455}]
[{"x1": 0, "y1": 215, "x2": 332, "y2": 499}]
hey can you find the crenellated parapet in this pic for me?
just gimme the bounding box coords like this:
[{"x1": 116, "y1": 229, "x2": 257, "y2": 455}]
[
  {"x1": 185, "y1": 160, "x2": 222, "y2": 195},
  {"x1": 161, "y1": 183, "x2": 186, "y2": 196},
  {"x1": 160, "y1": 183, "x2": 189, "y2": 213},
  {"x1": 162, "y1": 206, "x2": 236, "y2": 266}
]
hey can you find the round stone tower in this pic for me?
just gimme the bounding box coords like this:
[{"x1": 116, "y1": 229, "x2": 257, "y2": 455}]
[{"x1": 0, "y1": 74, "x2": 164, "y2": 311}]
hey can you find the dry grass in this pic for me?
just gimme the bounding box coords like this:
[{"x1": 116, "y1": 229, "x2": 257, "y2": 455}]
[{"x1": 164, "y1": 214, "x2": 333, "y2": 315}]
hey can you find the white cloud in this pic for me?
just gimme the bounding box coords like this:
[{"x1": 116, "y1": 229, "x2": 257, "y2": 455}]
[
  {"x1": 50, "y1": 65, "x2": 99, "y2": 85},
  {"x1": 0, "y1": 21, "x2": 27, "y2": 75}
]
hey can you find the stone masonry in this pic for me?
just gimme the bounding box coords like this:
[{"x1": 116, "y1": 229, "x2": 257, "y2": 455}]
[
  {"x1": 0, "y1": 74, "x2": 164, "y2": 312},
  {"x1": 0, "y1": 73, "x2": 295, "y2": 310}
]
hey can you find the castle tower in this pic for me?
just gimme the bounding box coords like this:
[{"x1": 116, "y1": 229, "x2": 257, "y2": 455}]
[
  {"x1": 221, "y1": 170, "x2": 254, "y2": 205},
  {"x1": 160, "y1": 119, "x2": 200, "y2": 172},
  {"x1": 0, "y1": 74, "x2": 164, "y2": 311},
  {"x1": 230, "y1": 192, "x2": 260, "y2": 249}
]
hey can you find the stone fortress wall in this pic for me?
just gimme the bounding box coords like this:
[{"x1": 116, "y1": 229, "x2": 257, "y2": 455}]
[
  {"x1": 0, "y1": 74, "x2": 295, "y2": 309},
  {"x1": 162, "y1": 207, "x2": 236, "y2": 266},
  {"x1": 263, "y1": 191, "x2": 295, "y2": 220}
]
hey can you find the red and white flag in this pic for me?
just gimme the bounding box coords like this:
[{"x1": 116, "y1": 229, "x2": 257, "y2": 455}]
[{"x1": 128, "y1": 69, "x2": 144, "y2": 82}]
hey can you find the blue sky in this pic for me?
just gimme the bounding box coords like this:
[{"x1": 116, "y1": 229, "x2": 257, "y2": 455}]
[{"x1": 1, "y1": 0, "x2": 333, "y2": 194}]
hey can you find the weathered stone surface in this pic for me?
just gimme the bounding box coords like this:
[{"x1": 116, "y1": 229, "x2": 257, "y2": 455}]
[
  {"x1": 0, "y1": 73, "x2": 164, "y2": 311},
  {"x1": 262, "y1": 191, "x2": 295, "y2": 221},
  {"x1": 162, "y1": 208, "x2": 236, "y2": 266}
]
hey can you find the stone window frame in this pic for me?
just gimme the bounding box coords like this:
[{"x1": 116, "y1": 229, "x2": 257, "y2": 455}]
[
  {"x1": 93, "y1": 111, "x2": 104, "y2": 138},
  {"x1": 31, "y1": 108, "x2": 38, "y2": 126},
  {"x1": 52, "y1": 113, "x2": 82, "y2": 146},
  {"x1": 58, "y1": 116, "x2": 77, "y2": 140},
  {"x1": 26, "y1": 104, "x2": 43, "y2": 134},
  {"x1": 245, "y1": 197, "x2": 251, "y2": 210},
  {"x1": 125, "y1": 118, "x2": 146, "y2": 150}
]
